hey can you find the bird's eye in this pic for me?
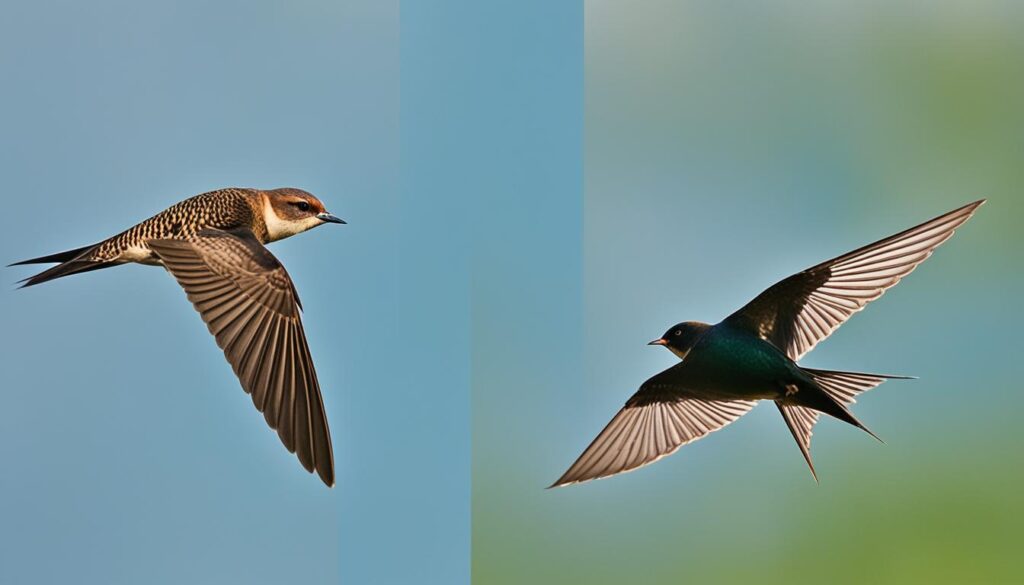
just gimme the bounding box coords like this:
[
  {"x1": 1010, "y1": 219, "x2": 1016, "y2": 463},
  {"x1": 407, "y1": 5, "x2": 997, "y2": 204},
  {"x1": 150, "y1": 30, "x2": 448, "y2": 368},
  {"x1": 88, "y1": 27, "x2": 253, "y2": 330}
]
[
  {"x1": 293, "y1": 201, "x2": 311, "y2": 212},
  {"x1": 674, "y1": 330, "x2": 681, "y2": 336}
]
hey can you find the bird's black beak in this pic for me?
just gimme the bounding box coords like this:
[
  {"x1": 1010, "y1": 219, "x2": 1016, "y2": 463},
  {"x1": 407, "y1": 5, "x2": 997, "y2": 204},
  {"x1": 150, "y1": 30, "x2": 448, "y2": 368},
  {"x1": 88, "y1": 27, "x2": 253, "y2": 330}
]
[
  {"x1": 648, "y1": 338, "x2": 668, "y2": 346},
  {"x1": 317, "y1": 212, "x2": 346, "y2": 224}
]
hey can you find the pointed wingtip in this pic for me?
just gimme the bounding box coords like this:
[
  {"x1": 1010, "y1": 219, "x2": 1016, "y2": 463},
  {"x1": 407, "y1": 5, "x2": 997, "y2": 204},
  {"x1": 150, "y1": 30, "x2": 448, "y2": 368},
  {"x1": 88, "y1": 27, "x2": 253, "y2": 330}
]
[
  {"x1": 962, "y1": 198, "x2": 986, "y2": 212},
  {"x1": 959, "y1": 199, "x2": 986, "y2": 217},
  {"x1": 316, "y1": 467, "x2": 334, "y2": 488},
  {"x1": 318, "y1": 468, "x2": 334, "y2": 488},
  {"x1": 943, "y1": 198, "x2": 986, "y2": 222}
]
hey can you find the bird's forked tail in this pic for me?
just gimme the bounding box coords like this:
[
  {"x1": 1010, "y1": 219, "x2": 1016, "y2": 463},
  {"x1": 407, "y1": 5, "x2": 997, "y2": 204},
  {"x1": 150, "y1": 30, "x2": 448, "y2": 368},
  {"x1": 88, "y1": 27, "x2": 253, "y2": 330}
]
[
  {"x1": 9, "y1": 243, "x2": 115, "y2": 288},
  {"x1": 776, "y1": 368, "x2": 914, "y2": 482}
]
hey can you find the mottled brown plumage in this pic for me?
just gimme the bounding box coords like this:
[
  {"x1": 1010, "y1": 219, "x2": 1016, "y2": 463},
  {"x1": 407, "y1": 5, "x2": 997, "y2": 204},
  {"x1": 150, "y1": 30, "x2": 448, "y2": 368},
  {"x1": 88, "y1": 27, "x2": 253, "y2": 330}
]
[{"x1": 12, "y1": 187, "x2": 346, "y2": 486}]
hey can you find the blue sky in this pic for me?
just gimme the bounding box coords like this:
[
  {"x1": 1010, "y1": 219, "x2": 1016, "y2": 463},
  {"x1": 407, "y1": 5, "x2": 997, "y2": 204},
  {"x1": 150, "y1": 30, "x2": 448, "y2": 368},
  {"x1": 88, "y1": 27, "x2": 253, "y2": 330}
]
[
  {"x1": 1, "y1": 1, "x2": 468, "y2": 583},
  {"x1": 2, "y1": 2, "x2": 1021, "y2": 584}
]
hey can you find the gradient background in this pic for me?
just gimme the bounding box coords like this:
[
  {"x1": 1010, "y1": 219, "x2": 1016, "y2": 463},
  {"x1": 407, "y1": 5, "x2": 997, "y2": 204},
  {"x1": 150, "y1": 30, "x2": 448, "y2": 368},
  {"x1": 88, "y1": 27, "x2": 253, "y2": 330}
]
[
  {"x1": 1, "y1": 1, "x2": 468, "y2": 584},
  {"x1": 473, "y1": 1, "x2": 1024, "y2": 584},
  {"x1": 3, "y1": 1, "x2": 1023, "y2": 584}
]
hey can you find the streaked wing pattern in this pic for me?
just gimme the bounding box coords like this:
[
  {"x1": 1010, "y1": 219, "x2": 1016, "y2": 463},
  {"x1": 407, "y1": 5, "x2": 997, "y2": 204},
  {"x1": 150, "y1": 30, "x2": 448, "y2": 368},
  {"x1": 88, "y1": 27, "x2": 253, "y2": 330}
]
[
  {"x1": 725, "y1": 200, "x2": 984, "y2": 360},
  {"x1": 149, "y1": 229, "x2": 334, "y2": 486},
  {"x1": 550, "y1": 397, "x2": 755, "y2": 488}
]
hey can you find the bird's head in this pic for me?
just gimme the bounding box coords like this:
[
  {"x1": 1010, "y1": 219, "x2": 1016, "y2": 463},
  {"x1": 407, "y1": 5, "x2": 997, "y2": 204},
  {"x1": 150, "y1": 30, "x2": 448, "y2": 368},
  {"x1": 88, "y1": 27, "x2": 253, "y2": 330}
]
[
  {"x1": 262, "y1": 188, "x2": 346, "y2": 242},
  {"x1": 649, "y1": 321, "x2": 710, "y2": 360}
]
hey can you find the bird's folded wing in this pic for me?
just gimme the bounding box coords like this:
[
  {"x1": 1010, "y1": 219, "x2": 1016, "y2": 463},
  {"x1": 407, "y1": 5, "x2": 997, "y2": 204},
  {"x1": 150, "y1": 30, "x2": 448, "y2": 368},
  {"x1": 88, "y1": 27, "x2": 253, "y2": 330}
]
[
  {"x1": 550, "y1": 388, "x2": 755, "y2": 488},
  {"x1": 148, "y1": 229, "x2": 334, "y2": 486},
  {"x1": 723, "y1": 200, "x2": 983, "y2": 360}
]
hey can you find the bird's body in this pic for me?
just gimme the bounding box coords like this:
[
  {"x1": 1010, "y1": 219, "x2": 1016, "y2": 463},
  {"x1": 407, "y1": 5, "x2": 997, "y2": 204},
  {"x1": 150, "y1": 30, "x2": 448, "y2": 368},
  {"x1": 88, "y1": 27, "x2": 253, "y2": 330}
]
[
  {"x1": 12, "y1": 187, "x2": 346, "y2": 485},
  {"x1": 647, "y1": 322, "x2": 801, "y2": 402},
  {"x1": 552, "y1": 200, "x2": 984, "y2": 488},
  {"x1": 634, "y1": 321, "x2": 881, "y2": 438},
  {"x1": 97, "y1": 188, "x2": 261, "y2": 264},
  {"x1": 19, "y1": 188, "x2": 335, "y2": 282}
]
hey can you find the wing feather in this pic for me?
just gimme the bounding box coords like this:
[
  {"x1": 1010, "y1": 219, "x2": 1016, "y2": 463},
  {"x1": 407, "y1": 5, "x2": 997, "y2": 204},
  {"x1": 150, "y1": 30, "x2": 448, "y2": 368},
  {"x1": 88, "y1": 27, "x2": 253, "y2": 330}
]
[
  {"x1": 148, "y1": 230, "x2": 335, "y2": 486},
  {"x1": 724, "y1": 200, "x2": 983, "y2": 360},
  {"x1": 550, "y1": 397, "x2": 755, "y2": 488}
]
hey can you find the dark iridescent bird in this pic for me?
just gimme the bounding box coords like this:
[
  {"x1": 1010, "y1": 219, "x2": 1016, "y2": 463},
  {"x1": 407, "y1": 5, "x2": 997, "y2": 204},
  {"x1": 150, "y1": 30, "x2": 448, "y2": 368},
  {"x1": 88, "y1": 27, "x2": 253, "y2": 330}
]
[
  {"x1": 551, "y1": 200, "x2": 984, "y2": 487},
  {"x1": 11, "y1": 187, "x2": 345, "y2": 486}
]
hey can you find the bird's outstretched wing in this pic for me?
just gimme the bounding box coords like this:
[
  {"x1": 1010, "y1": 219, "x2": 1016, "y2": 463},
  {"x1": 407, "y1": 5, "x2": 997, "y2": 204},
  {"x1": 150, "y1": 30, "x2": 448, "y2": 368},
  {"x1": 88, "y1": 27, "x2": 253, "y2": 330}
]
[
  {"x1": 149, "y1": 229, "x2": 334, "y2": 486},
  {"x1": 723, "y1": 200, "x2": 984, "y2": 360},
  {"x1": 550, "y1": 368, "x2": 755, "y2": 488}
]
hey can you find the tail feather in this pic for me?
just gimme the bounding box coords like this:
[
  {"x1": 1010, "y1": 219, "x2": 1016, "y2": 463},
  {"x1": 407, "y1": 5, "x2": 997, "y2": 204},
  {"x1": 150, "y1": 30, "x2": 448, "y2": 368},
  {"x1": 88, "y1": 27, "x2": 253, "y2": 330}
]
[
  {"x1": 805, "y1": 368, "x2": 915, "y2": 405},
  {"x1": 776, "y1": 402, "x2": 820, "y2": 483},
  {"x1": 777, "y1": 367, "x2": 912, "y2": 481},
  {"x1": 11, "y1": 243, "x2": 120, "y2": 288},
  {"x1": 9, "y1": 244, "x2": 96, "y2": 266},
  {"x1": 16, "y1": 259, "x2": 116, "y2": 288}
]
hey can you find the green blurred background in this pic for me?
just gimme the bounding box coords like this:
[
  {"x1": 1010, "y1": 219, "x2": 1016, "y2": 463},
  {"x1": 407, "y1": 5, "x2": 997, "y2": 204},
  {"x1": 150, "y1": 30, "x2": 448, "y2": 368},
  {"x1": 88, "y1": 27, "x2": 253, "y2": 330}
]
[{"x1": 474, "y1": 1, "x2": 1023, "y2": 583}]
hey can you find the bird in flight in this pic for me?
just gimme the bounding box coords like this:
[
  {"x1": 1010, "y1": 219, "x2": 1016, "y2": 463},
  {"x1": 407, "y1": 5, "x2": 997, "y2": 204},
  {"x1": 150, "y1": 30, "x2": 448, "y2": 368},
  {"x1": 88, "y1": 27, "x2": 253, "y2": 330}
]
[
  {"x1": 551, "y1": 200, "x2": 984, "y2": 488},
  {"x1": 12, "y1": 187, "x2": 345, "y2": 486}
]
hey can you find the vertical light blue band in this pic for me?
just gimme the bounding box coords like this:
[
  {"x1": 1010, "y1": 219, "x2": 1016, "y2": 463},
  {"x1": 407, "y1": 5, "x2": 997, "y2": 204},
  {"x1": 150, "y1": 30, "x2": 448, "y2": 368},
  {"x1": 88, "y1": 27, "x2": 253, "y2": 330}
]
[{"x1": 454, "y1": 2, "x2": 584, "y2": 583}]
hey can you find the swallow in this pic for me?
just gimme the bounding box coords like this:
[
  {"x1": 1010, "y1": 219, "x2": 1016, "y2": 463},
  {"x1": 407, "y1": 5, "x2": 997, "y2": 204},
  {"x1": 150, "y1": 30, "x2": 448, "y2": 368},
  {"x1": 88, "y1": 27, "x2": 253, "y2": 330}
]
[
  {"x1": 551, "y1": 200, "x2": 984, "y2": 487},
  {"x1": 11, "y1": 187, "x2": 346, "y2": 486}
]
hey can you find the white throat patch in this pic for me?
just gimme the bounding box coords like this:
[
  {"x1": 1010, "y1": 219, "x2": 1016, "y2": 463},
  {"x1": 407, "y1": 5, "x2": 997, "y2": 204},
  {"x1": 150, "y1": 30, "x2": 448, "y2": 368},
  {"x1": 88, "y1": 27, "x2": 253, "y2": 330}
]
[{"x1": 262, "y1": 196, "x2": 321, "y2": 242}]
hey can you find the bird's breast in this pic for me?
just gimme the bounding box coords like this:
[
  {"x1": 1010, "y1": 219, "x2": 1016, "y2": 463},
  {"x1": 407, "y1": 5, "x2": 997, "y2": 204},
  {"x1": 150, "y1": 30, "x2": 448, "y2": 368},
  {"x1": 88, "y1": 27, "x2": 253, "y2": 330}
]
[{"x1": 684, "y1": 328, "x2": 797, "y2": 399}]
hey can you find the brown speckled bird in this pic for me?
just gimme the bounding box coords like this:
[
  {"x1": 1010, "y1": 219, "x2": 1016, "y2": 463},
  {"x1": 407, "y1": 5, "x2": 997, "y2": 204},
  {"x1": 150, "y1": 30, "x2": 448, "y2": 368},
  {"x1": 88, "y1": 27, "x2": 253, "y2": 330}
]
[{"x1": 11, "y1": 187, "x2": 345, "y2": 486}]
